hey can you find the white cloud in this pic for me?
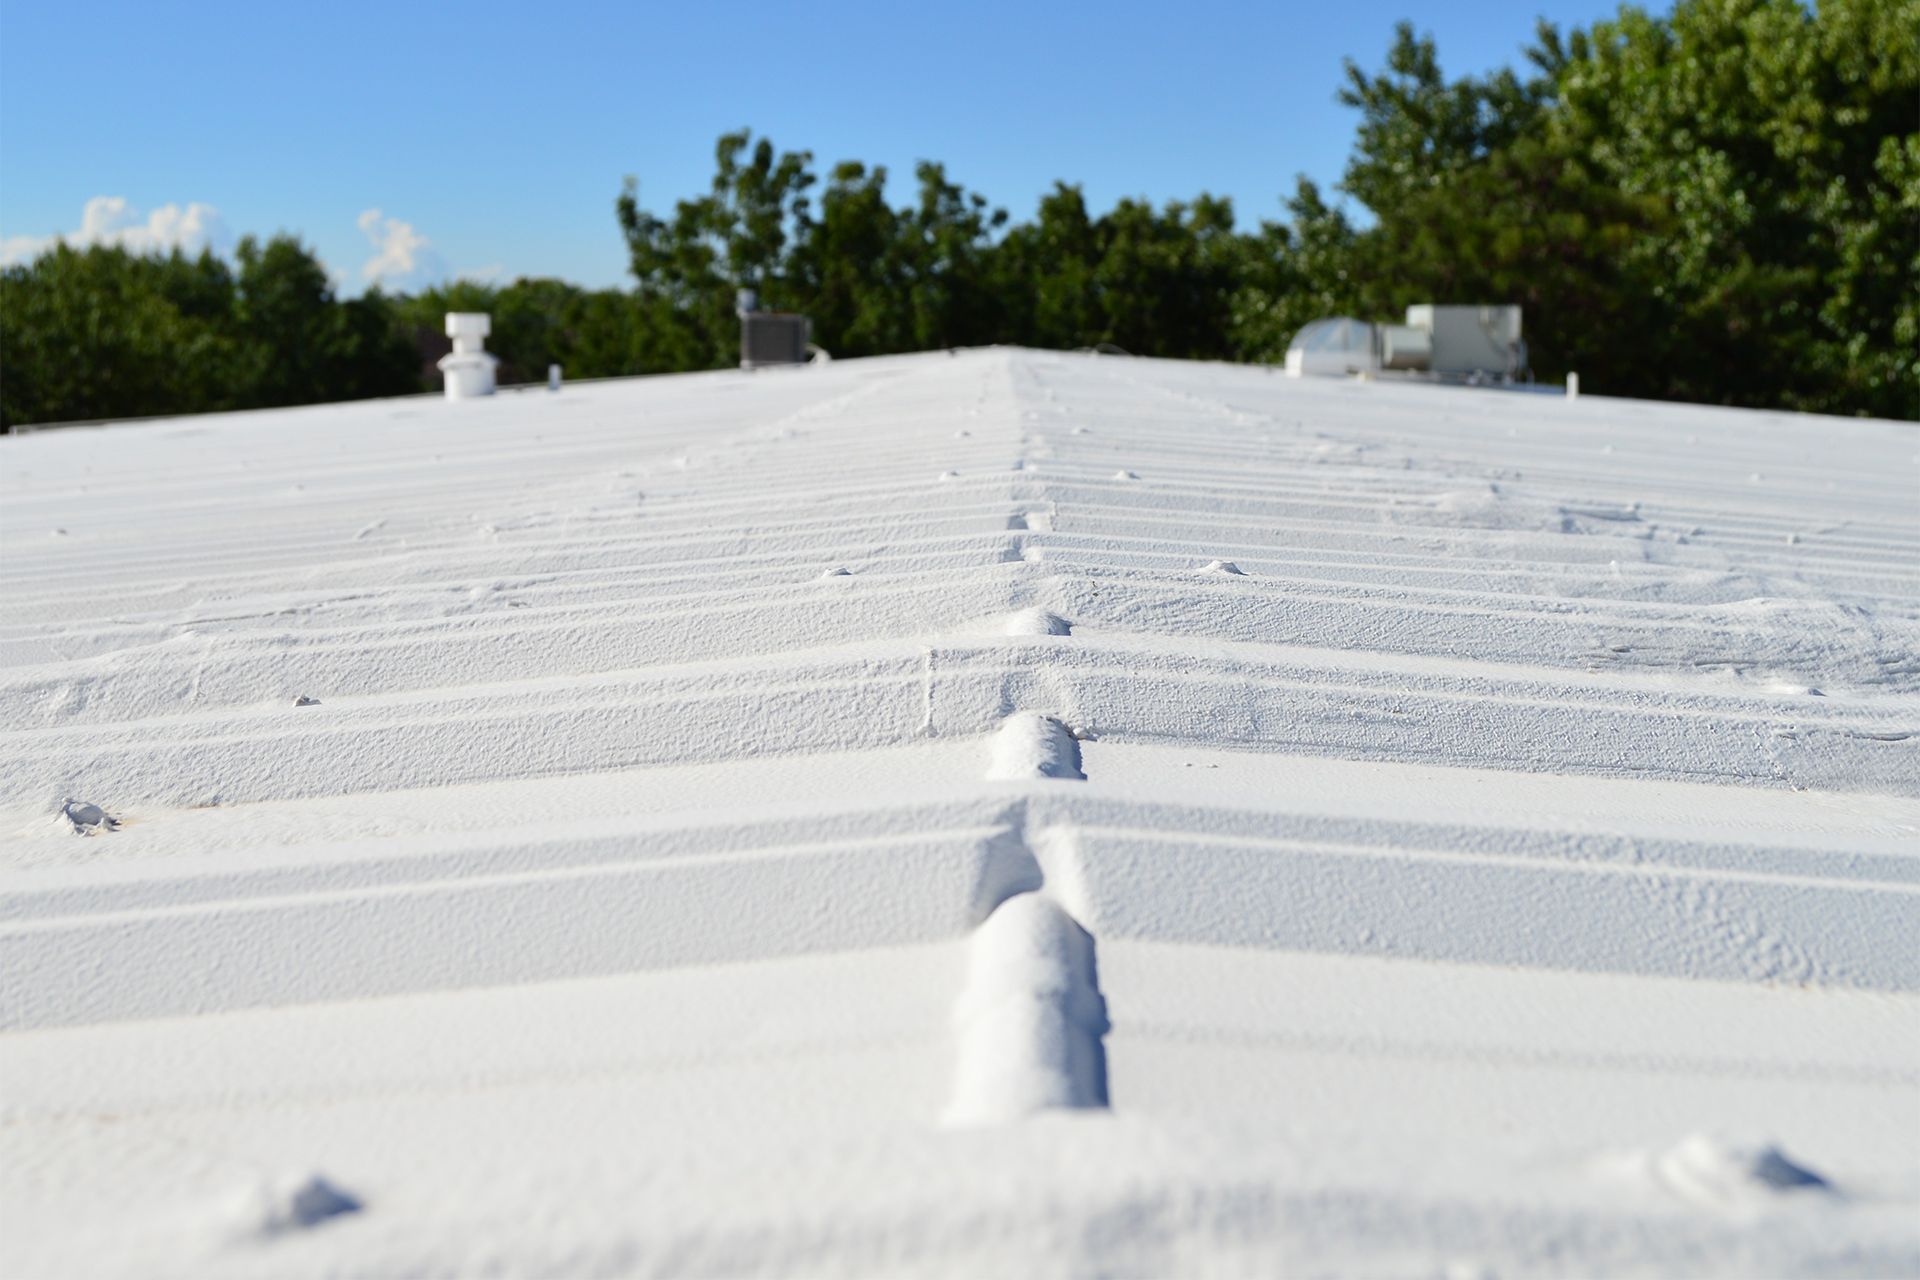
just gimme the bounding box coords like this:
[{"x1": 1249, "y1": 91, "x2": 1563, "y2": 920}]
[
  {"x1": 1, "y1": 199, "x2": 493, "y2": 294},
  {"x1": 357, "y1": 208, "x2": 446, "y2": 288},
  {"x1": 0, "y1": 235, "x2": 42, "y2": 265},
  {"x1": 0, "y1": 196, "x2": 232, "y2": 266}
]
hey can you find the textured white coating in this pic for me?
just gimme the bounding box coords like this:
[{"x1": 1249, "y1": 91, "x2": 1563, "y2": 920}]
[{"x1": 2, "y1": 348, "x2": 1917, "y2": 1277}]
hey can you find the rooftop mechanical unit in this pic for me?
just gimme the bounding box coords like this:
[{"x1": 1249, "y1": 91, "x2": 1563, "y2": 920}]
[
  {"x1": 737, "y1": 290, "x2": 812, "y2": 370},
  {"x1": 1287, "y1": 305, "x2": 1526, "y2": 383},
  {"x1": 1407, "y1": 305, "x2": 1524, "y2": 377}
]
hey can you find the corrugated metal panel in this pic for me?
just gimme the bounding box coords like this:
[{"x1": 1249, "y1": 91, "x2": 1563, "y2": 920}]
[{"x1": 3, "y1": 349, "x2": 1916, "y2": 1276}]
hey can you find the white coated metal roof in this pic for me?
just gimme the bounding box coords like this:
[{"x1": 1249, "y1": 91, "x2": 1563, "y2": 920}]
[{"x1": 3, "y1": 349, "x2": 1917, "y2": 1276}]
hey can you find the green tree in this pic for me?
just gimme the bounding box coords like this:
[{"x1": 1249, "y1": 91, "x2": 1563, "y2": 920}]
[
  {"x1": 1304, "y1": 4, "x2": 1917, "y2": 416},
  {"x1": 1, "y1": 236, "x2": 414, "y2": 428},
  {"x1": 617, "y1": 130, "x2": 817, "y2": 370},
  {"x1": 232, "y1": 235, "x2": 414, "y2": 409},
  {"x1": 795, "y1": 160, "x2": 911, "y2": 356},
  {"x1": 1551, "y1": 0, "x2": 1919, "y2": 415},
  {"x1": 900, "y1": 161, "x2": 1007, "y2": 351},
  {"x1": 993, "y1": 183, "x2": 1102, "y2": 348},
  {"x1": 1229, "y1": 179, "x2": 1364, "y2": 363},
  {"x1": 1, "y1": 244, "x2": 236, "y2": 426},
  {"x1": 1092, "y1": 194, "x2": 1242, "y2": 358}
]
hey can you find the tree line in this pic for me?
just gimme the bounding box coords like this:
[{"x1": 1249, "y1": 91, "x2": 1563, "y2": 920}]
[{"x1": 4, "y1": 0, "x2": 1913, "y2": 428}]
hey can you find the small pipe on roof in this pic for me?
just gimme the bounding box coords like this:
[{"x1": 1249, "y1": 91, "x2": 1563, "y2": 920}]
[{"x1": 438, "y1": 313, "x2": 498, "y2": 400}]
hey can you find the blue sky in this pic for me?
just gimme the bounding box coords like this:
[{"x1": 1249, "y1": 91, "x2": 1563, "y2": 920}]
[{"x1": 1, "y1": 0, "x2": 1642, "y2": 293}]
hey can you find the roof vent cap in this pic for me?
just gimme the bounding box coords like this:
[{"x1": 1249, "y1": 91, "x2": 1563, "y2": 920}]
[{"x1": 438, "y1": 312, "x2": 498, "y2": 400}]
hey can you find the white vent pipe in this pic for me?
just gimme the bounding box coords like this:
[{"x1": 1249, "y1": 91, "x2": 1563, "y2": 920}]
[{"x1": 438, "y1": 312, "x2": 498, "y2": 400}]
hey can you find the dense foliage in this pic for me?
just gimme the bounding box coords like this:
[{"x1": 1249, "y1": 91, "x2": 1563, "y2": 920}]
[
  {"x1": 1319, "y1": 0, "x2": 1920, "y2": 416},
  {"x1": 1, "y1": 237, "x2": 418, "y2": 426},
  {"x1": 4, "y1": 0, "x2": 1913, "y2": 427}
]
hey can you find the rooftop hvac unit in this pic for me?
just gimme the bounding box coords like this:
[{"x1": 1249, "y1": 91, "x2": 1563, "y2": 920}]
[
  {"x1": 740, "y1": 311, "x2": 811, "y2": 369},
  {"x1": 1404, "y1": 305, "x2": 1524, "y2": 378},
  {"x1": 1285, "y1": 305, "x2": 1526, "y2": 383}
]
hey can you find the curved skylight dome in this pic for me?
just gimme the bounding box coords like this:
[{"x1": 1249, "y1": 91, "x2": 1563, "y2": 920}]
[
  {"x1": 1286, "y1": 316, "x2": 1374, "y2": 356},
  {"x1": 1284, "y1": 316, "x2": 1380, "y2": 377}
]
